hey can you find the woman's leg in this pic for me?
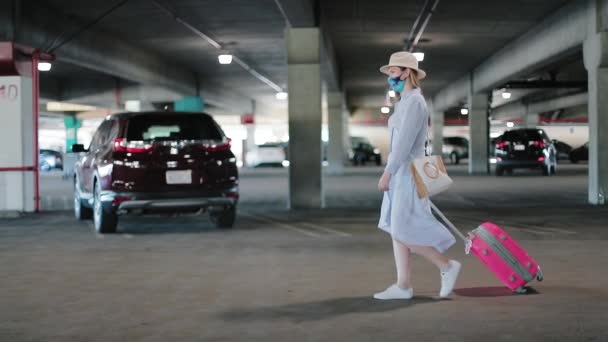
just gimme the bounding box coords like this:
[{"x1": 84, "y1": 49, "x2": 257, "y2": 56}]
[
  {"x1": 407, "y1": 244, "x2": 450, "y2": 271},
  {"x1": 392, "y1": 239, "x2": 412, "y2": 289}
]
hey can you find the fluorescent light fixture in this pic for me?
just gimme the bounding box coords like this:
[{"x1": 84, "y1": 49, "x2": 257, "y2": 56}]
[
  {"x1": 507, "y1": 122, "x2": 515, "y2": 128},
  {"x1": 388, "y1": 90, "x2": 396, "y2": 98},
  {"x1": 218, "y1": 54, "x2": 233, "y2": 64},
  {"x1": 460, "y1": 108, "x2": 469, "y2": 115},
  {"x1": 46, "y1": 101, "x2": 97, "y2": 112},
  {"x1": 381, "y1": 106, "x2": 390, "y2": 114},
  {"x1": 502, "y1": 91, "x2": 512, "y2": 99},
  {"x1": 38, "y1": 62, "x2": 52, "y2": 71},
  {"x1": 282, "y1": 160, "x2": 290, "y2": 167},
  {"x1": 413, "y1": 52, "x2": 425, "y2": 62},
  {"x1": 276, "y1": 92, "x2": 288, "y2": 100}
]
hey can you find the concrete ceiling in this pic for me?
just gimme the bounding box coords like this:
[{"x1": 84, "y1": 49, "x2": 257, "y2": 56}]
[{"x1": 15, "y1": 0, "x2": 575, "y2": 114}]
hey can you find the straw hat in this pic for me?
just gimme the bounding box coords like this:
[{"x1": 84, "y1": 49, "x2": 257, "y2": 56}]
[{"x1": 379, "y1": 51, "x2": 426, "y2": 80}]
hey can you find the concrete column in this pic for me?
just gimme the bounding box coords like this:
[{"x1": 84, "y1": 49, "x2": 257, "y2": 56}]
[
  {"x1": 327, "y1": 92, "x2": 346, "y2": 175},
  {"x1": 583, "y1": 29, "x2": 608, "y2": 205},
  {"x1": 287, "y1": 28, "x2": 323, "y2": 209},
  {"x1": 429, "y1": 101, "x2": 444, "y2": 157},
  {"x1": 468, "y1": 86, "x2": 490, "y2": 174},
  {"x1": 64, "y1": 115, "x2": 81, "y2": 152},
  {"x1": 525, "y1": 112, "x2": 539, "y2": 128}
]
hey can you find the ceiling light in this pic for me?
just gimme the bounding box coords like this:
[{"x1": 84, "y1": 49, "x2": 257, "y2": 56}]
[
  {"x1": 502, "y1": 91, "x2": 512, "y2": 99},
  {"x1": 46, "y1": 102, "x2": 97, "y2": 112},
  {"x1": 276, "y1": 92, "x2": 288, "y2": 100},
  {"x1": 507, "y1": 122, "x2": 515, "y2": 128},
  {"x1": 38, "y1": 62, "x2": 52, "y2": 72},
  {"x1": 413, "y1": 52, "x2": 425, "y2": 62},
  {"x1": 388, "y1": 90, "x2": 396, "y2": 98},
  {"x1": 460, "y1": 108, "x2": 469, "y2": 115},
  {"x1": 381, "y1": 106, "x2": 390, "y2": 114},
  {"x1": 218, "y1": 54, "x2": 233, "y2": 65}
]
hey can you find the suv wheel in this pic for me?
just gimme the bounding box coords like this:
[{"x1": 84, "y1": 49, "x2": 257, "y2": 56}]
[
  {"x1": 93, "y1": 180, "x2": 118, "y2": 234},
  {"x1": 495, "y1": 167, "x2": 505, "y2": 176},
  {"x1": 74, "y1": 179, "x2": 93, "y2": 220},
  {"x1": 210, "y1": 206, "x2": 236, "y2": 229}
]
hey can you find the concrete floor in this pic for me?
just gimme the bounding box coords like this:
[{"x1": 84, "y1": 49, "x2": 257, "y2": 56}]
[{"x1": 2, "y1": 164, "x2": 608, "y2": 341}]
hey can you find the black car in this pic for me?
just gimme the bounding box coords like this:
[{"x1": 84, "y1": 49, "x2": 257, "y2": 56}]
[
  {"x1": 349, "y1": 137, "x2": 382, "y2": 166},
  {"x1": 551, "y1": 140, "x2": 573, "y2": 162},
  {"x1": 569, "y1": 142, "x2": 588, "y2": 163},
  {"x1": 493, "y1": 128, "x2": 557, "y2": 176}
]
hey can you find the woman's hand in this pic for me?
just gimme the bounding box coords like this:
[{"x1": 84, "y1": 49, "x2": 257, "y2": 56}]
[{"x1": 378, "y1": 171, "x2": 391, "y2": 192}]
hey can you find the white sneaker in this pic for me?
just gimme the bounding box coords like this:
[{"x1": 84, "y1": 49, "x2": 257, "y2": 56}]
[
  {"x1": 373, "y1": 284, "x2": 414, "y2": 300},
  {"x1": 439, "y1": 260, "x2": 462, "y2": 298}
]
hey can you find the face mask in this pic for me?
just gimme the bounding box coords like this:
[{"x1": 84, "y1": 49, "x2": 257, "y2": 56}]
[{"x1": 388, "y1": 76, "x2": 405, "y2": 93}]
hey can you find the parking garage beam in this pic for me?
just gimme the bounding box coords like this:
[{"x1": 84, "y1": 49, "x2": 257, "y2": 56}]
[
  {"x1": 468, "y1": 79, "x2": 490, "y2": 174},
  {"x1": 287, "y1": 27, "x2": 324, "y2": 209},
  {"x1": 327, "y1": 92, "x2": 347, "y2": 175},
  {"x1": 583, "y1": 1, "x2": 608, "y2": 205},
  {"x1": 429, "y1": 101, "x2": 444, "y2": 157}
]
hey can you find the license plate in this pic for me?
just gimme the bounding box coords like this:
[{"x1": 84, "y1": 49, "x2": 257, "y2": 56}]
[
  {"x1": 166, "y1": 170, "x2": 192, "y2": 184},
  {"x1": 514, "y1": 144, "x2": 526, "y2": 151}
]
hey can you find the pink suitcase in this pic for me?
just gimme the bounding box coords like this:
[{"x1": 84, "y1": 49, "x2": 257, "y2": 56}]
[{"x1": 431, "y1": 202, "x2": 544, "y2": 293}]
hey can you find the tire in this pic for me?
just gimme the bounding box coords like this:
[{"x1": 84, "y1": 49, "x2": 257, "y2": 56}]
[
  {"x1": 450, "y1": 152, "x2": 459, "y2": 165},
  {"x1": 570, "y1": 156, "x2": 578, "y2": 164},
  {"x1": 375, "y1": 156, "x2": 381, "y2": 166},
  {"x1": 496, "y1": 167, "x2": 505, "y2": 176},
  {"x1": 210, "y1": 206, "x2": 236, "y2": 229},
  {"x1": 93, "y1": 179, "x2": 118, "y2": 234},
  {"x1": 74, "y1": 178, "x2": 93, "y2": 220},
  {"x1": 506, "y1": 168, "x2": 514, "y2": 175}
]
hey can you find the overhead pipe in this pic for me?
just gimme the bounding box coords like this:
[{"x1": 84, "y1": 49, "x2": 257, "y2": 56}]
[{"x1": 152, "y1": 0, "x2": 284, "y2": 93}]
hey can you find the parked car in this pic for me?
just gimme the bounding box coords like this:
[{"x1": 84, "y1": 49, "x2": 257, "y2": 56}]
[
  {"x1": 569, "y1": 142, "x2": 588, "y2": 163},
  {"x1": 246, "y1": 143, "x2": 287, "y2": 167},
  {"x1": 493, "y1": 128, "x2": 557, "y2": 176},
  {"x1": 551, "y1": 140, "x2": 573, "y2": 162},
  {"x1": 39, "y1": 149, "x2": 63, "y2": 171},
  {"x1": 72, "y1": 112, "x2": 239, "y2": 233},
  {"x1": 442, "y1": 137, "x2": 469, "y2": 164},
  {"x1": 349, "y1": 137, "x2": 381, "y2": 166}
]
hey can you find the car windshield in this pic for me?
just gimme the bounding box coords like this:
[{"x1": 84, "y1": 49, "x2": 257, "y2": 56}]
[{"x1": 126, "y1": 114, "x2": 223, "y2": 141}]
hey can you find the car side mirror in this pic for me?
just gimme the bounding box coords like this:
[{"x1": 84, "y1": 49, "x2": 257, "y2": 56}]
[{"x1": 71, "y1": 144, "x2": 88, "y2": 153}]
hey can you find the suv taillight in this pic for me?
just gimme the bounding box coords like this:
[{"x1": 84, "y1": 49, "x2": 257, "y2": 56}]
[
  {"x1": 496, "y1": 141, "x2": 509, "y2": 149},
  {"x1": 530, "y1": 141, "x2": 546, "y2": 148},
  {"x1": 113, "y1": 138, "x2": 154, "y2": 153},
  {"x1": 203, "y1": 138, "x2": 232, "y2": 152}
]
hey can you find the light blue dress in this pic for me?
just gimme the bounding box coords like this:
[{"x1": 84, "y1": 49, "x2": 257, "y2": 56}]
[{"x1": 378, "y1": 88, "x2": 456, "y2": 253}]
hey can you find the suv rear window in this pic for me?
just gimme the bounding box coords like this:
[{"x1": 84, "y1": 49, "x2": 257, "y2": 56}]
[
  {"x1": 126, "y1": 114, "x2": 223, "y2": 141},
  {"x1": 502, "y1": 129, "x2": 544, "y2": 141}
]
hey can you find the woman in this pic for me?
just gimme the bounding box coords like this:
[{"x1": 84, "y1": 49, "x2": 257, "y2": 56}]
[{"x1": 374, "y1": 51, "x2": 461, "y2": 300}]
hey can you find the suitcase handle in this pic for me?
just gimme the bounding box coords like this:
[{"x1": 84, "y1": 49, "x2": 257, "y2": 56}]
[{"x1": 430, "y1": 201, "x2": 471, "y2": 249}]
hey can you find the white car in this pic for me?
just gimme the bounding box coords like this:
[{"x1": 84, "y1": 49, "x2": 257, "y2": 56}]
[{"x1": 246, "y1": 143, "x2": 288, "y2": 167}]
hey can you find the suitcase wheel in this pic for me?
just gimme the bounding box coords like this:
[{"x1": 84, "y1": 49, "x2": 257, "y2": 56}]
[
  {"x1": 536, "y1": 267, "x2": 544, "y2": 282},
  {"x1": 513, "y1": 287, "x2": 528, "y2": 294}
]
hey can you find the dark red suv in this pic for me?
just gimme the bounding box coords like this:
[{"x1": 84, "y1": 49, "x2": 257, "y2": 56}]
[{"x1": 72, "y1": 112, "x2": 239, "y2": 233}]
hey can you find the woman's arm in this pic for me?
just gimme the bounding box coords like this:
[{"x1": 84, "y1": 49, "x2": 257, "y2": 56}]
[{"x1": 384, "y1": 99, "x2": 427, "y2": 176}]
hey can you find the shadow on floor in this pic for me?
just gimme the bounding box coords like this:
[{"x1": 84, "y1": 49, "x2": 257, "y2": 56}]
[
  {"x1": 454, "y1": 286, "x2": 540, "y2": 297},
  {"x1": 219, "y1": 295, "x2": 440, "y2": 323}
]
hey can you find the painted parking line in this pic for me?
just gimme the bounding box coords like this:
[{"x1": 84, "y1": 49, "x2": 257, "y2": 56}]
[
  {"x1": 298, "y1": 222, "x2": 352, "y2": 237},
  {"x1": 239, "y1": 212, "x2": 321, "y2": 238}
]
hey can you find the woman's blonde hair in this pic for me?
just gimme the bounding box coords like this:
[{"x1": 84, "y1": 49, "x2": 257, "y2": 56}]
[{"x1": 389, "y1": 68, "x2": 422, "y2": 104}]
